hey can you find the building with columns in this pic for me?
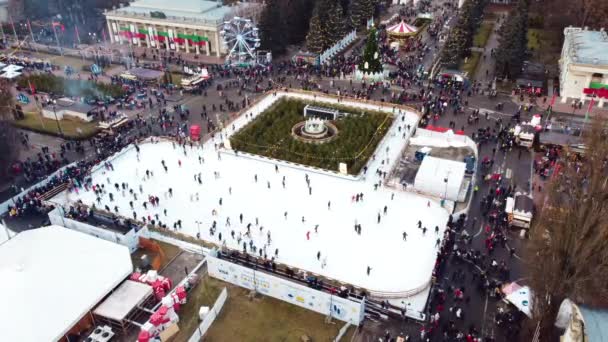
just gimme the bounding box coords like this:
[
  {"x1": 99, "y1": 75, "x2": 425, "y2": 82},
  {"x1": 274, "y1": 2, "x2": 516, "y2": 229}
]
[
  {"x1": 560, "y1": 27, "x2": 608, "y2": 107},
  {"x1": 104, "y1": 0, "x2": 232, "y2": 58}
]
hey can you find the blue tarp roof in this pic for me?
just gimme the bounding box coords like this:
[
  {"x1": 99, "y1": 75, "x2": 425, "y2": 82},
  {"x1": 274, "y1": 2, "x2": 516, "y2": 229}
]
[{"x1": 580, "y1": 306, "x2": 608, "y2": 342}]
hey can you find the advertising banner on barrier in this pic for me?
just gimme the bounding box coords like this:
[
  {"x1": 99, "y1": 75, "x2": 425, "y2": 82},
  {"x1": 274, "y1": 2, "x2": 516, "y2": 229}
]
[{"x1": 207, "y1": 256, "x2": 365, "y2": 325}]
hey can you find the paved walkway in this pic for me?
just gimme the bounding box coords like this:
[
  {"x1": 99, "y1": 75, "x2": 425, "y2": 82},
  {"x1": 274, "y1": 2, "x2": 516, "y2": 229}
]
[{"x1": 473, "y1": 16, "x2": 504, "y2": 84}]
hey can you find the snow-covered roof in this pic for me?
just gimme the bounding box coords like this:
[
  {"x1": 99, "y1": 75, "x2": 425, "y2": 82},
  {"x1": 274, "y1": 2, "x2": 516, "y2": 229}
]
[
  {"x1": 414, "y1": 156, "x2": 467, "y2": 201},
  {"x1": 0, "y1": 225, "x2": 132, "y2": 342}
]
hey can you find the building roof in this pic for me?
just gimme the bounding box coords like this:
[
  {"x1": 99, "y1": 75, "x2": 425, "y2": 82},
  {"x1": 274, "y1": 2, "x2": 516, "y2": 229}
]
[
  {"x1": 564, "y1": 28, "x2": 608, "y2": 65},
  {"x1": 0, "y1": 225, "x2": 132, "y2": 342},
  {"x1": 107, "y1": 0, "x2": 232, "y2": 25},
  {"x1": 414, "y1": 156, "x2": 466, "y2": 202},
  {"x1": 579, "y1": 306, "x2": 608, "y2": 342}
]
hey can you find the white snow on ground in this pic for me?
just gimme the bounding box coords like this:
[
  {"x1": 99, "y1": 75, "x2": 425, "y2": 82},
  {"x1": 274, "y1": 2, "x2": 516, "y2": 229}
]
[{"x1": 53, "y1": 93, "x2": 450, "y2": 305}]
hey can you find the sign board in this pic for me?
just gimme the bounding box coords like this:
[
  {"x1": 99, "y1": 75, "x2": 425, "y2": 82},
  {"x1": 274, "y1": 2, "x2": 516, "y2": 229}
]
[
  {"x1": 207, "y1": 256, "x2": 365, "y2": 325},
  {"x1": 339, "y1": 162, "x2": 348, "y2": 175}
]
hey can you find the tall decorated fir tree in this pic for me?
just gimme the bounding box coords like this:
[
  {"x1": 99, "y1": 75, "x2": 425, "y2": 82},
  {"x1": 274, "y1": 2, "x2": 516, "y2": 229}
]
[
  {"x1": 306, "y1": 4, "x2": 328, "y2": 53},
  {"x1": 358, "y1": 27, "x2": 383, "y2": 74},
  {"x1": 328, "y1": 0, "x2": 347, "y2": 44}
]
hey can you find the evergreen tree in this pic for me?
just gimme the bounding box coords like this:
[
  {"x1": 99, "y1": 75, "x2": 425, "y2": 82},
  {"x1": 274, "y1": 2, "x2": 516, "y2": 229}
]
[
  {"x1": 494, "y1": 0, "x2": 529, "y2": 78},
  {"x1": 349, "y1": 0, "x2": 366, "y2": 28},
  {"x1": 307, "y1": 0, "x2": 347, "y2": 53},
  {"x1": 358, "y1": 28, "x2": 383, "y2": 73},
  {"x1": 283, "y1": 0, "x2": 315, "y2": 45},
  {"x1": 363, "y1": 0, "x2": 377, "y2": 20},
  {"x1": 328, "y1": 0, "x2": 347, "y2": 44},
  {"x1": 306, "y1": 4, "x2": 330, "y2": 53},
  {"x1": 259, "y1": 0, "x2": 287, "y2": 55}
]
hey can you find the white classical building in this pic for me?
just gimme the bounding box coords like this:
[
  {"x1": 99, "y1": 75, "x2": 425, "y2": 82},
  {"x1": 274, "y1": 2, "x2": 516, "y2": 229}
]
[
  {"x1": 104, "y1": 0, "x2": 232, "y2": 57},
  {"x1": 560, "y1": 27, "x2": 608, "y2": 107}
]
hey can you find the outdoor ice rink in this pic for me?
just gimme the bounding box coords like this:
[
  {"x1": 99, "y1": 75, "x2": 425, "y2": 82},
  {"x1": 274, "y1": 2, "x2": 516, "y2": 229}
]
[{"x1": 53, "y1": 93, "x2": 450, "y2": 305}]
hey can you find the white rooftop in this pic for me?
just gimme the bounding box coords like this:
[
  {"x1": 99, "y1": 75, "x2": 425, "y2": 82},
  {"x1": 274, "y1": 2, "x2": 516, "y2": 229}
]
[
  {"x1": 564, "y1": 27, "x2": 608, "y2": 65},
  {"x1": 94, "y1": 280, "x2": 153, "y2": 321},
  {"x1": 0, "y1": 225, "x2": 132, "y2": 342},
  {"x1": 108, "y1": 0, "x2": 232, "y2": 24},
  {"x1": 414, "y1": 156, "x2": 467, "y2": 202}
]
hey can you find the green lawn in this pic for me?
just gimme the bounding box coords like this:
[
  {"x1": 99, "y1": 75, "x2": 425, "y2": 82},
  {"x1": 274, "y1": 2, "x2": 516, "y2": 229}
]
[
  {"x1": 460, "y1": 51, "x2": 482, "y2": 79},
  {"x1": 13, "y1": 112, "x2": 100, "y2": 139},
  {"x1": 527, "y1": 28, "x2": 561, "y2": 65},
  {"x1": 204, "y1": 282, "x2": 354, "y2": 342},
  {"x1": 230, "y1": 99, "x2": 393, "y2": 175},
  {"x1": 172, "y1": 275, "x2": 224, "y2": 342},
  {"x1": 474, "y1": 22, "x2": 494, "y2": 48}
]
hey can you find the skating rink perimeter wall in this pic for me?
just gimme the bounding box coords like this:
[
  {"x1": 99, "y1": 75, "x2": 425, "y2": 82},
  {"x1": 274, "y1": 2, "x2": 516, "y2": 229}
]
[
  {"x1": 50, "y1": 91, "x2": 451, "y2": 318},
  {"x1": 207, "y1": 255, "x2": 366, "y2": 325}
]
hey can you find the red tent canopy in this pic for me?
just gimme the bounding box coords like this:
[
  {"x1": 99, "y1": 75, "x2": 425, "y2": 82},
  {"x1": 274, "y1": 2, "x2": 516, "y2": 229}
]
[{"x1": 426, "y1": 125, "x2": 465, "y2": 135}]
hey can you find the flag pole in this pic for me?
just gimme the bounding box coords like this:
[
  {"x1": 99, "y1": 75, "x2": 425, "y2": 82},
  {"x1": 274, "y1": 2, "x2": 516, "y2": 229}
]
[
  {"x1": 27, "y1": 19, "x2": 38, "y2": 52},
  {"x1": 9, "y1": 15, "x2": 17, "y2": 43},
  {"x1": 75, "y1": 24, "x2": 81, "y2": 45},
  {"x1": 0, "y1": 22, "x2": 5, "y2": 43},
  {"x1": 52, "y1": 23, "x2": 63, "y2": 55}
]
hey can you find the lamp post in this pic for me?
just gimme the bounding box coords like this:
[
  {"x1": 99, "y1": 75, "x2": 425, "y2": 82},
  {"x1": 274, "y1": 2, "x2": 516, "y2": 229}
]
[
  {"x1": 51, "y1": 100, "x2": 64, "y2": 137},
  {"x1": 195, "y1": 220, "x2": 202, "y2": 239}
]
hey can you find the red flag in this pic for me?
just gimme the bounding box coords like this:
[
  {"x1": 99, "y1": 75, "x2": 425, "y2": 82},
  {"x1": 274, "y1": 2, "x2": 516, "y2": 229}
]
[
  {"x1": 549, "y1": 93, "x2": 556, "y2": 107},
  {"x1": 27, "y1": 80, "x2": 36, "y2": 94}
]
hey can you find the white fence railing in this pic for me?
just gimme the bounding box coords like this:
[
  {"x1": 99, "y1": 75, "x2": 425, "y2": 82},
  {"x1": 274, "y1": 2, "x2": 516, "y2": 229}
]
[
  {"x1": 319, "y1": 30, "x2": 357, "y2": 65},
  {"x1": 187, "y1": 287, "x2": 228, "y2": 342}
]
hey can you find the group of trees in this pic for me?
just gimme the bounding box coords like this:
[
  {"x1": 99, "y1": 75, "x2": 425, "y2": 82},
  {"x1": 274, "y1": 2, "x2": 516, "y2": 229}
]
[
  {"x1": 526, "y1": 123, "x2": 608, "y2": 339},
  {"x1": 441, "y1": 0, "x2": 488, "y2": 68},
  {"x1": 258, "y1": 0, "x2": 315, "y2": 55},
  {"x1": 17, "y1": 74, "x2": 125, "y2": 98},
  {"x1": 306, "y1": 0, "x2": 378, "y2": 53},
  {"x1": 305, "y1": 0, "x2": 350, "y2": 53},
  {"x1": 494, "y1": 0, "x2": 529, "y2": 79},
  {"x1": 543, "y1": 0, "x2": 608, "y2": 31},
  {"x1": 259, "y1": 0, "x2": 379, "y2": 55}
]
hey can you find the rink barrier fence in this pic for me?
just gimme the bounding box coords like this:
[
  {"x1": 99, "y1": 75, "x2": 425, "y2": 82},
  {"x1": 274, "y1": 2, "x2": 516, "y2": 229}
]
[
  {"x1": 0, "y1": 162, "x2": 77, "y2": 215},
  {"x1": 187, "y1": 287, "x2": 228, "y2": 342}
]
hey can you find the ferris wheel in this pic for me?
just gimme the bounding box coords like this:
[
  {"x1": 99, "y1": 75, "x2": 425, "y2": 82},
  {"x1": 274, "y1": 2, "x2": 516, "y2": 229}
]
[{"x1": 220, "y1": 17, "x2": 261, "y2": 65}]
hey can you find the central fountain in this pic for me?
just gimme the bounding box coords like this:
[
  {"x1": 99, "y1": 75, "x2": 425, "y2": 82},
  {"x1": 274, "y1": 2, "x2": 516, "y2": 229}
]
[{"x1": 291, "y1": 117, "x2": 338, "y2": 144}]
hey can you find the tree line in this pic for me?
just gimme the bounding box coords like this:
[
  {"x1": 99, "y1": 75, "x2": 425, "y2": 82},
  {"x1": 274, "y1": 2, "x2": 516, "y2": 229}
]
[
  {"x1": 440, "y1": 0, "x2": 489, "y2": 68},
  {"x1": 259, "y1": 0, "x2": 380, "y2": 56}
]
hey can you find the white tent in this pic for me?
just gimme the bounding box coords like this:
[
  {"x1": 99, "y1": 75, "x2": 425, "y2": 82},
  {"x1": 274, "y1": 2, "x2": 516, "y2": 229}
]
[
  {"x1": 414, "y1": 156, "x2": 467, "y2": 201},
  {"x1": 504, "y1": 284, "x2": 533, "y2": 318},
  {"x1": 0, "y1": 225, "x2": 133, "y2": 342},
  {"x1": 2, "y1": 64, "x2": 24, "y2": 72},
  {"x1": 1, "y1": 70, "x2": 22, "y2": 79}
]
